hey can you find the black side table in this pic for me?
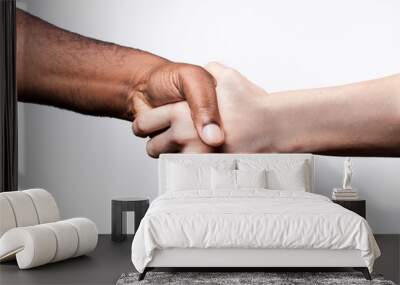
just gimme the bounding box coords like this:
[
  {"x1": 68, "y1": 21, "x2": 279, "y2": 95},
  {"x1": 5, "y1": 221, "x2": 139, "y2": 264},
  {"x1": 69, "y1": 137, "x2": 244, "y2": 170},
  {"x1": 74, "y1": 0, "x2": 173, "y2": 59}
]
[
  {"x1": 111, "y1": 197, "x2": 149, "y2": 242},
  {"x1": 332, "y1": 199, "x2": 366, "y2": 219}
]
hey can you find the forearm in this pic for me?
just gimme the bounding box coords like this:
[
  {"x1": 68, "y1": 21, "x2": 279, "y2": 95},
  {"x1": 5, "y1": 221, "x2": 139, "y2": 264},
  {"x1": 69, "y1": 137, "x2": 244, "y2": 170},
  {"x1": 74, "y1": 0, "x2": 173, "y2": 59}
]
[
  {"x1": 266, "y1": 74, "x2": 400, "y2": 156},
  {"x1": 16, "y1": 9, "x2": 167, "y2": 120}
]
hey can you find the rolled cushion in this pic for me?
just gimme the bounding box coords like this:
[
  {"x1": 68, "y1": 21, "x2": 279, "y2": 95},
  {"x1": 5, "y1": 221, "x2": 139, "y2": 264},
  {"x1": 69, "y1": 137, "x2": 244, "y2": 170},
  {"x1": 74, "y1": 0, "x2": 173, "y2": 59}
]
[
  {"x1": 42, "y1": 221, "x2": 79, "y2": 262},
  {"x1": 0, "y1": 226, "x2": 57, "y2": 268},
  {"x1": 0, "y1": 218, "x2": 98, "y2": 269},
  {"x1": 0, "y1": 192, "x2": 39, "y2": 227},
  {"x1": 65, "y1": 218, "x2": 98, "y2": 257},
  {"x1": 23, "y1": 189, "x2": 60, "y2": 224},
  {"x1": 0, "y1": 196, "x2": 17, "y2": 237}
]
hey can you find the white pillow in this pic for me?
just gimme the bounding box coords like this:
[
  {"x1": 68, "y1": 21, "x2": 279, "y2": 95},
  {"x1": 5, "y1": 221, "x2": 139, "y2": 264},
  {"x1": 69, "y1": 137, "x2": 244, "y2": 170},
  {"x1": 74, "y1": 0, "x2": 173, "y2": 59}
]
[
  {"x1": 211, "y1": 168, "x2": 236, "y2": 190},
  {"x1": 211, "y1": 168, "x2": 268, "y2": 190},
  {"x1": 268, "y1": 166, "x2": 307, "y2": 192},
  {"x1": 238, "y1": 159, "x2": 309, "y2": 192},
  {"x1": 167, "y1": 163, "x2": 210, "y2": 191},
  {"x1": 236, "y1": 169, "x2": 267, "y2": 189},
  {"x1": 166, "y1": 159, "x2": 236, "y2": 192}
]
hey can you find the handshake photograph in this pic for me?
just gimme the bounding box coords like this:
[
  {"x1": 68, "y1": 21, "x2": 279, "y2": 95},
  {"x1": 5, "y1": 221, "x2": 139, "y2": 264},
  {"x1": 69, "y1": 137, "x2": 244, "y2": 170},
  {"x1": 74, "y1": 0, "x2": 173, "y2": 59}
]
[{"x1": 1, "y1": 0, "x2": 399, "y2": 284}]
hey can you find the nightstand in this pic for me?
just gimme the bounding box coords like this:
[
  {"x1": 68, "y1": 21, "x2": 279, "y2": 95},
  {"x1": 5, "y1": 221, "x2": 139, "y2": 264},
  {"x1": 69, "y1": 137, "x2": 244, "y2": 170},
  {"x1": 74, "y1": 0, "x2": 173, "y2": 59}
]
[
  {"x1": 111, "y1": 197, "x2": 149, "y2": 242},
  {"x1": 332, "y1": 199, "x2": 366, "y2": 219}
]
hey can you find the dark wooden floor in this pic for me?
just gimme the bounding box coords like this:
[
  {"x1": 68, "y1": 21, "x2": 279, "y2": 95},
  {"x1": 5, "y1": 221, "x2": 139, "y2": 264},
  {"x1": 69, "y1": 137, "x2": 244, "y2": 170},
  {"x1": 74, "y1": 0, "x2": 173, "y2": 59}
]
[
  {"x1": 0, "y1": 235, "x2": 134, "y2": 285},
  {"x1": 0, "y1": 235, "x2": 398, "y2": 285}
]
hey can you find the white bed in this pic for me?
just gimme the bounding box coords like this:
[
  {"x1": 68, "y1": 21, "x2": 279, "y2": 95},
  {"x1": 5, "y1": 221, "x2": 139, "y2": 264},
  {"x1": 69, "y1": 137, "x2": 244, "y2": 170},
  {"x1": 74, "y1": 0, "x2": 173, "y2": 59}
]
[{"x1": 131, "y1": 154, "x2": 380, "y2": 280}]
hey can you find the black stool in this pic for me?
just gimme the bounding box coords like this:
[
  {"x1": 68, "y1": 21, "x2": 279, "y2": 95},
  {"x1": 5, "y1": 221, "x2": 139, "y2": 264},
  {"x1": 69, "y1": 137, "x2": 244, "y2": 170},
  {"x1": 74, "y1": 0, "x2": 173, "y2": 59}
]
[{"x1": 111, "y1": 197, "x2": 149, "y2": 242}]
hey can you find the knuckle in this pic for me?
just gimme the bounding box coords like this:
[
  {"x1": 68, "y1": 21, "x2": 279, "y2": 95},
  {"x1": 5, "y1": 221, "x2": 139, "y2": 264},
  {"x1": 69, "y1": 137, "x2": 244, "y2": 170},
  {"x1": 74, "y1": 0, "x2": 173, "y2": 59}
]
[
  {"x1": 132, "y1": 118, "x2": 146, "y2": 137},
  {"x1": 180, "y1": 63, "x2": 202, "y2": 73},
  {"x1": 205, "y1": 63, "x2": 238, "y2": 83},
  {"x1": 146, "y1": 141, "x2": 159, "y2": 158},
  {"x1": 223, "y1": 67, "x2": 239, "y2": 79},
  {"x1": 204, "y1": 62, "x2": 224, "y2": 78},
  {"x1": 178, "y1": 63, "x2": 210, "y2": 79},
  {"x1": 205, "y1": 61, "x2": 221, "y2": 70}
]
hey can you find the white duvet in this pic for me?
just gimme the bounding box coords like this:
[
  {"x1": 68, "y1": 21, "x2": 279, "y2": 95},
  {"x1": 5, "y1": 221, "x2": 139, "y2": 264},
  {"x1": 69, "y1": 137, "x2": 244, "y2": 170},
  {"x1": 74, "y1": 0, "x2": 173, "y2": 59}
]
[{"x1": 131, "y1": 190, "x2": 380, "y2": 273}]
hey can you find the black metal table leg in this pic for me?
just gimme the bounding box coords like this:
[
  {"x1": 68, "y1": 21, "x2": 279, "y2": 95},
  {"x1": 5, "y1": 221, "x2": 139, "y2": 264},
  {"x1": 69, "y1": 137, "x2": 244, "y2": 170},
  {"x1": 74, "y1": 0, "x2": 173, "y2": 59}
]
[{"x1": 111, "y1": 200, "x2": 125, "y2": 241}]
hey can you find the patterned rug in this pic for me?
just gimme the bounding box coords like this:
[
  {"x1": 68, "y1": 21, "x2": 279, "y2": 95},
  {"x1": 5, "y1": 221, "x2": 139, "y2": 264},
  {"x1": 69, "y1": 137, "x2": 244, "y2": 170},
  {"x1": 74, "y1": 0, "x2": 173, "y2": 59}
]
[{"x1": 116, "y1": 272, "x2": 396, "y2": 285}]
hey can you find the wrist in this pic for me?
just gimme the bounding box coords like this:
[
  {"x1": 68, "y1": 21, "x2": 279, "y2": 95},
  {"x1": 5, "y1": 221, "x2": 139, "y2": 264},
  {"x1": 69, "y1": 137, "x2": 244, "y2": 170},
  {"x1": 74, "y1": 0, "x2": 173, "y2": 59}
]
[
  {"x1": 266, "y1": 87, "x2": 375, "y2": 154},
  {"x1": 244, "y1": 94, "x2": 285, "y2": 153},
  {"x1": 261, "y1": 91, "x2": 333, "y2": 154},
  {"x1": 118, "y1": 49, "x2": 169, "y2": 121}
]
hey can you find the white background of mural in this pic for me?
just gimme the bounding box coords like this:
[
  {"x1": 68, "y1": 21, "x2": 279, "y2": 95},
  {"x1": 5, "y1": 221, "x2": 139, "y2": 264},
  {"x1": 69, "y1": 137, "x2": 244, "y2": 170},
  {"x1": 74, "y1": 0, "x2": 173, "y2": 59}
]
[{"x1": 17, "y1": 0, "x2": 400, "y2": 233}]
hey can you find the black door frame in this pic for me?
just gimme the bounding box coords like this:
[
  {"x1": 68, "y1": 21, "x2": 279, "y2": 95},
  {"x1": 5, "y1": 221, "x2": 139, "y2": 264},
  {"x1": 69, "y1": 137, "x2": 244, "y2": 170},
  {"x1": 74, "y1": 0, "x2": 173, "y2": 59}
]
[{"x1": 0, "y1": 0, "x2": 18, "y2": 192}]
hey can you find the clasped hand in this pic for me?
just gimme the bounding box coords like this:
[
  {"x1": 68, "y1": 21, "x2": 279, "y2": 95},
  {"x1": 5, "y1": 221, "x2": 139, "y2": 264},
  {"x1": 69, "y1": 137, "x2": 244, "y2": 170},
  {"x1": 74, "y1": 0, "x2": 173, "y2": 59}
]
[{"x1": 133, "y1": 62, "x2": 279, "y2": 157}]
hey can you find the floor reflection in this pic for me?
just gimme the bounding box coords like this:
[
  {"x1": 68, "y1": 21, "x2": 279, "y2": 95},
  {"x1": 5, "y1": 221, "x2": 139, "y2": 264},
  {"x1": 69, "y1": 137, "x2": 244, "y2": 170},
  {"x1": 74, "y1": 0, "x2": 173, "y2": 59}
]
[{"x1": 374, "y1": 235, "x2": 400, "y2": 284}]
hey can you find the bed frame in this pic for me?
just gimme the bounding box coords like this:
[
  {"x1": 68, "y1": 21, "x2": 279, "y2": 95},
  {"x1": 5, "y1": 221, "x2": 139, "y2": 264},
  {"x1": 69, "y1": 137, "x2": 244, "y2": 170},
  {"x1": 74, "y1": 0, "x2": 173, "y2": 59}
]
[
  {"x1": 139, "y1": 154, "x2": 372, "y2": 281},
  {"x1": 141, "y1": 248, "x2": 370, "y2": 280}
]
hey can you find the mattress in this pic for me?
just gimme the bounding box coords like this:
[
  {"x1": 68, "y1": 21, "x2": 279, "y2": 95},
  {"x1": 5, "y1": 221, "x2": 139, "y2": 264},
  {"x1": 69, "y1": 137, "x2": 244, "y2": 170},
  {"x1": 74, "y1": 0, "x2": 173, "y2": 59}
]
[{"x1": 131, "y1": 190, "x2": 380, "y2": 273}]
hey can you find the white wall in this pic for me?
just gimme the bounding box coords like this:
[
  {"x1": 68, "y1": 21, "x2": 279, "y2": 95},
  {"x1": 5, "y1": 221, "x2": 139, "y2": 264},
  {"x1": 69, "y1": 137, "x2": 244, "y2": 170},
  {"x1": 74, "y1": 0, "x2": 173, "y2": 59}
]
[{"x1": 17, "y1": 0, "x2": 400, "y2": 234}]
